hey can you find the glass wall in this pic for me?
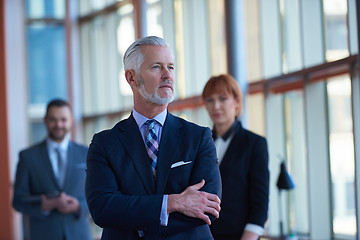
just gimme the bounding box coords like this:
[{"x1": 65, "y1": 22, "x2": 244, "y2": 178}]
[
  {"x1": 281, "y1": 0, "x2": 302, "y2": 73},
  {"x1": 300, "y1": 0, "x2": 325, "y2": 68},
  {"x1": 87, "y1": 5, "x2": 133, "y2": 114},
  {"x1": 348, "y1": 0, "x2": 359, "y2": 54},
  {"x1": 254, "y1": 0, "x2": 359, "y2": 238},
  {"x1": 27, "y1": 24, "x2": 67, "y2": 105},
  {"x1": 79, "y1": 1, "x2": 135, "y2": 143},
  {"x1": 174, "y1": 0, "x2": 211, "y2": 98},
  {"x1": 79, "y1": 0, "x2": 120, "y2": 15},
  {"x1": 26, "y1": 0, "x2": 65, "y2": 18},
  {"x1": 284, "y1": 90, "x2": 309, "y2": 235},
  {"x1": 323, "y1": 0, "x2": 349, "y2": 61},
  {"x1": 147, "y1": 0, "x2": 166, "y2": 38},
  {"x1": 327, "y1": 75, "x2": 356, "y2": 237},
  {"x1": 25, "y1": 0, "x2": 68, "y2": 143},
  {"x1": 259, "y1": 0, "x2": 281, "y2": 78},
  {"x1": 19, "y1": 0, "x2": 360, "y2": 239},
  {"x1": 246, "y1": 93, "x2": 266, "y2": 136}
]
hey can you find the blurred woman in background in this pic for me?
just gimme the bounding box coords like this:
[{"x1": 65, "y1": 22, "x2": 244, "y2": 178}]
[{"x1": 202, "y1": 74, "x2": 269, "y2": 240}]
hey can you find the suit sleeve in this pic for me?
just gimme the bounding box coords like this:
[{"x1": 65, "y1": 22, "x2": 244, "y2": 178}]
[
  {"x1": 85, "y1": 133, "x2": 163, "y2": 231},
  {"x1": 76, "y1": 195, "x2": 90, "y2": 219},
  {"x1": 247, "y1": 136, "x2": 269, "y2": 226},
  {"x1": 12, "y1": 152, "x2": 47, "y2": 220},
  {"x1": 163, "y1": 127, "x2": 222, "y2": 236}
]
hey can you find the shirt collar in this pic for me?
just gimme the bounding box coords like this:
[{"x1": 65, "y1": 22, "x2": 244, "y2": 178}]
[
  {"x1": 213, "y1": 120, "x2": 239, "y2": 141},
  {"x1": 46, "y1": 135, "x2": 70, "y2": 151},
  {"x1": 132, "y1": 107, "x2": 167, "y2": 128}
]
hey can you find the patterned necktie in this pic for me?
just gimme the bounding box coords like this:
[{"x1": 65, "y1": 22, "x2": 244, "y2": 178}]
[{"x1": 145, "y1": 120, "x2": 159, "y2": 177}]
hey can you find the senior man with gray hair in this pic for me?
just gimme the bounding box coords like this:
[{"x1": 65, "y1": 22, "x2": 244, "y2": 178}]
[{"x1": 85, "y1": 36, "x2": 222, "y2": 240}]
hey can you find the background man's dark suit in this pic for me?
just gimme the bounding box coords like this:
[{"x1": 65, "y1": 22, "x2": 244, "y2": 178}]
[
  {"x1": 210, "y1": 121, "x2": 269, "y2": 236},
  {"x1": 85, "y1": 113, "x2": 222, "y2": 240},
  {"x1": 13, "y1": 141, "x2": 92, "y2": 240}
]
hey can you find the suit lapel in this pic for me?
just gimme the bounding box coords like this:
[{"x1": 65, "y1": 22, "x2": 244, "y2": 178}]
[
  {"x1": 220, "y1": 122, "x2": 245, "y2": 171},
  {"x1": 117, "y1": 115, "x2": 155, "y2": 193},
  {"x1": 155, "y1": 113, "x2": 183, "y2": 194}
]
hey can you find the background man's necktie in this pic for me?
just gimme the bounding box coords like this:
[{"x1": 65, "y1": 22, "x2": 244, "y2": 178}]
[
  {"x1": 55, "y1": 148, "x2": 65, "y2": 187},
  {"x1": 145, "y1": 120, "x2": 158, "y2": 177}
]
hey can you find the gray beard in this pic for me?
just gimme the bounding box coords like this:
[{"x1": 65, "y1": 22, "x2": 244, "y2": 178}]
[{"x1": 138, "y1": 77, "x2": 174, "y2": 105}]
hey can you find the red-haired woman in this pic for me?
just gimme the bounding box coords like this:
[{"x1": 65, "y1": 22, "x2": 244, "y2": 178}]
[{"x1": 202, "y1": 74, "x2": 269, "y2": 240}]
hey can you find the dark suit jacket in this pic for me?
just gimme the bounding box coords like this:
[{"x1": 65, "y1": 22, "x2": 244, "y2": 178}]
[
  {"x1": 210, "y1": 121, "x2": 269, "y2": 236},
  {"x1": 85, "y1": 112, "x2": 222, "y2": 240},
  {"x1": 12, "y1": 140, "x2": 93, "y2": 240}
]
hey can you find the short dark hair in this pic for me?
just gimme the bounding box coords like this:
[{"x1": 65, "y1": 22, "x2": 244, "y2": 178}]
[{"x1": 45, "y1": 99, "x2": 71, "y2": 117}]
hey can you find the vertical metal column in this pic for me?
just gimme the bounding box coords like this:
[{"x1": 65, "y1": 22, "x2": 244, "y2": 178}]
[
  {"x1": 224, "y1": 0, "x2": 248, "y2": 124},
  {"x1": 354, "y1": 0, "x2": 360, "y2": 238},
  {"x1": 65, "y1": 0, "x2": 85, "y2": 142},
  {"x1": 65, "y1": 0, "x2": 75, "y2": 138},
  {"x1": 134, "y1": 0, "x2": 148, "y2": 38}
]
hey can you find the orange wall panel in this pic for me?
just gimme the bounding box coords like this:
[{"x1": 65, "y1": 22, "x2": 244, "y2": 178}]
[{"x1": 0, "y1": 0, "x2": 14, "y2": 239}]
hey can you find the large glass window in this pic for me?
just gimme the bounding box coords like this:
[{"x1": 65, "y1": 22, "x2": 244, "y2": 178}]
[
  {"x1": 26, "y1": 0, "x2": 65, "y2": 18},
  {"x1": 207, "y1": 0, "x2": 226, "y2": 76},
  {"x1": 327, "y1": 75, "x2": 355, "y2": 238},
  {"x1": 26, "y1": 0, "x2": 67, "y2": 143},
  {"x1": 282, "y1": 0, "x2": 302, "y2": 73},
  {"x1": 174, "y1": 0, "x2": 211, "y2": 98},
  {"x1": 171, "y1": 107, "x2": 211, "y2": 127},
  {"x1": 246, "y1": 93, "x2": 266, "y2": 136},
  {"x1": 348, "y1": 0, "x2": 359, "y2": 54},
  {"x1": 80, "y1": 2, "x2": 135, "y2": 141},
  {"x1": 147, "y1": 0, "x2": 164, "y2": 37},
  {"x1": 260, "y1": 0, "x2": 281, "y2": 78},
  {"x1": 244, "y1": 0, "x2": 262, "y2": 81},
  {"x1": 284, "y1": 90, "x2": 309, "y2": 235},
  {"x1": 300, "y1": 0, "x2": 325, "y2": 68},
  {"x1": 79, "y1": 0, "x2": 122, "y2": 15},
  {"x1": 244, "y1": 0, "x2": 359, "y2": 238},
  {"x1": 323, "y1": 0, "x2": 349, "y2": 61},
  {"x1": 27, "y1": 24, "x2": 67, "y2": 105}
]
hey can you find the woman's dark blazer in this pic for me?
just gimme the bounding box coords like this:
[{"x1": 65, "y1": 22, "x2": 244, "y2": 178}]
[{"x1": 210, "y1": 121, "x2": 269, "y2": 236}]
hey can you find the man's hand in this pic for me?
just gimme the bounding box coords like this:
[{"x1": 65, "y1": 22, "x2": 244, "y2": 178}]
[
  {"x1": 167, "y1": 179, "x2": 221, "y2": 225},
  {"x1": 56, "y1": 193, "x2": 80, "y2": 214},
  {"x1": 41, "y1": 194, "x2": 58, "y2": 212},
  {"x1": 41, "y1": 192, "x2": 80, "y2": 214}
]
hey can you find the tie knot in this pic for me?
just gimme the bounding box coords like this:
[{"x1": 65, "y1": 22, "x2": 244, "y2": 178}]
[
  {"x1": 145, "y1": 119, "x2": 156, "y2": 130},
  {"x1": 55, "y1": 147, "x2": 61, "y2": 155}
]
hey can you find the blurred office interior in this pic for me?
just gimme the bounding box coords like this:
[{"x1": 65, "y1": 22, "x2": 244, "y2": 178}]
[{"x1": 1, "y1": 0, "x2": 359, "y2": 239}]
